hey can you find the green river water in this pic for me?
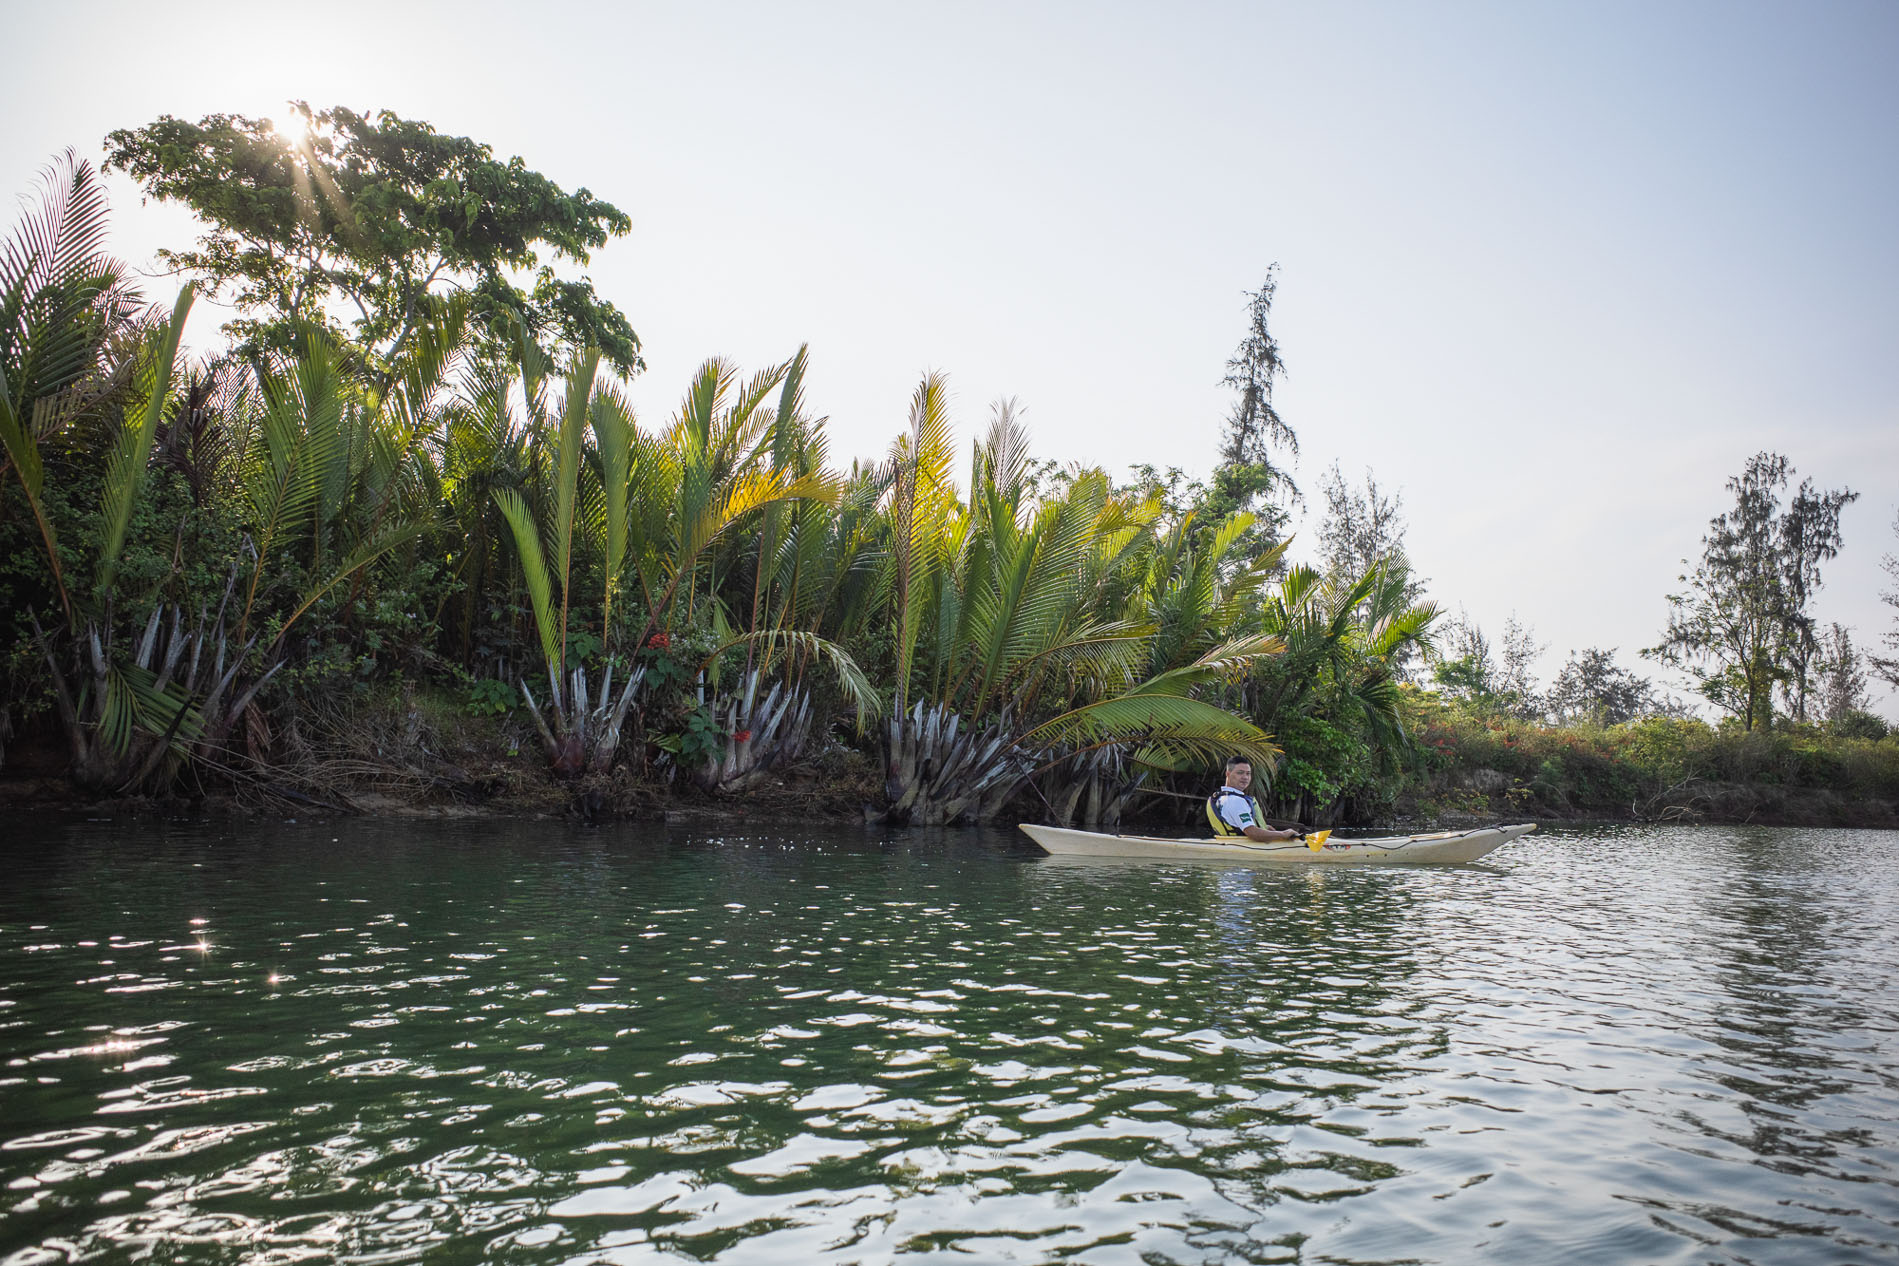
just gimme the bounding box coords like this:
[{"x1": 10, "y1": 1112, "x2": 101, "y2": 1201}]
[{"x1": 1, "y1": 817, "x2": 1896, "y2": 1264}]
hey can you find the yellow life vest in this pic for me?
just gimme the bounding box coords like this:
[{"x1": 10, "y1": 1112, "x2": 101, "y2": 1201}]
[{"x1": 1206, "y1": 788, "x2": 1266, "y2": 837}]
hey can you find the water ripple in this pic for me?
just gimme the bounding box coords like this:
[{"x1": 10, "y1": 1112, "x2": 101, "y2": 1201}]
[{"x1": 2, "y1": 820, "x2": 1897, "y2": 1263}]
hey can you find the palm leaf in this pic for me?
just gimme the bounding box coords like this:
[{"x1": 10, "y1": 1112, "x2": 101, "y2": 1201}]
[
  {"x1": 274, "y1": 520, "x2": 434, "y2": 642},
  {"x1": 96, "y1": 286, "x2": 192, "y2": 596},
  {"x1": 237, "y1": 336, "x2": 344, "y2": 638},
  {"x1": 552, "y1": 348, "x2": 599, "y2": 606},
  {"x1": 590, "y1": 385, "x2": 635, "y2": 631},
  {"x1": 98, "y1": 661, "x2": 205, "y2": 759},
  {"x1": 0, "y1": 152, "x2": 137, "y2": 410},
  {"x1": 0, "y1": 369, "x2": 67, "y2": 619},
  {"x1": 699, "y1": 629, "x2": 882, "y2": 727},
  {"x1": 1131, "y1": 632, "x2": 1287, "y2": 697},
  {"x1": 889, "y1": 372, "x2": 955, "y2": 712},
  {"x1": 494, "y1": 486, "x2": 560, "y2": 671},
  {"x1": 1020, "y1": 692, "x2": 1276, "y2": 767}
]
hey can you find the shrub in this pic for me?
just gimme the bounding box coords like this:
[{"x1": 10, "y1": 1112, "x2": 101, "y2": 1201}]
[
  {"x1": 466, "y1": 678, "x2": 516, "y2": 717},
  {"x1": 1831, "y1": 710, "x2": 1890, "y2": 742}
]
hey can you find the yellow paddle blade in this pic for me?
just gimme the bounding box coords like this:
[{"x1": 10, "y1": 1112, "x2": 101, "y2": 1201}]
[{"x1": 1306, "y1": 829, "x2": 1332, "y2": 852}]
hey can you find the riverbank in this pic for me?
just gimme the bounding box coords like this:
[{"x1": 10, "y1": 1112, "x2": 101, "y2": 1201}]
[
  {"x1": 1383, "y1": 703, "x2": 1899, "y2": 830},
  {"x1": 4, "y1": 694, "x2": 1895, "y2": 830}
]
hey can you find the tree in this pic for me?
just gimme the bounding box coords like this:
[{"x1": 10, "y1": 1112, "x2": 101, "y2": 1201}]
[
  {"x1": 1874, "y1": 510, "x2": 1899, "y2": 692},
  {"x1": 1430, "y1": 614, "x2": 1493, "y2": 703},
  {"x1": 492, "y1": 348, "x2": 856, "y2": 779},
  {"x1": 1316, "y1": 463, "x2": 1407, "y2": 580},
  {"x1": 875, "y1": 387, "x2": 1294, "y2": 825},
  {"x1": 1645, "y1": 453, "x2": 1854, "y2": 730},
  {"x1": 0, "y1": 152, "x2": 147, "y2": 624},
  {"x1": 1206, "y1": 267, "x2": 1296, "y2": 543},
  {"x1": 104, "y1": 103, "x2": 639, "y2": 376},
  {"x1": 1547, "y1": 648, "x2": 1657, "y2": 726},
  {"x1": 1814, "y1": 623, "x2": 1869, "y2": 723},
  {"x1": 1495, "y1": 615, "x2": 1545, "y2": 708},
  {"x1": 1776, "y1": 474, "x2": 1859, "y2": 720},
  {"x1": 1431, "y1": 610, "x2": 1542, "y2": 718},
  {"x1": 1312, "y1": 463, "x2": 1431, "y2": 683}
]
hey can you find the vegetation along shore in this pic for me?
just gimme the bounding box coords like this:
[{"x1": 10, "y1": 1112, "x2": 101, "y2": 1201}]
[{"x1": 4, "y1": 107, "x2": 1897, "y2": 829}]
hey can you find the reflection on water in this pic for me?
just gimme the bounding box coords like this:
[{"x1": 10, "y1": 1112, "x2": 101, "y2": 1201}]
[{"x1": 2, "y1": 818, "x2": 1897, "y2": 1264}]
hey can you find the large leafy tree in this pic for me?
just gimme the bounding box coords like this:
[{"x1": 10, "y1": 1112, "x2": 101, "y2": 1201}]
[
  {"x1": 104, "y1": 103, "x2": 639, "y2": 375},
  {"x1": 1645, "y1": 452, "x2": 1855, "y2": 729}
]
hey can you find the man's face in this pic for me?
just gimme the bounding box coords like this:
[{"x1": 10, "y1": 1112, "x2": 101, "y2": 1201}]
[{"x1": 1225, "y1": 762, "x2": 1252, "y2": 790}]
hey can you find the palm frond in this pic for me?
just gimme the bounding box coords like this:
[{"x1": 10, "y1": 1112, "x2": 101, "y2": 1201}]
[
  {"x1": 1, "y1": 151, "x2": 139, "y2": 409},
  {"x1": 590, "y1": 384, "x2": 636, "y2": 632},
  {"x1": 1020, "y1": 691, "x2": 1273, "y2": 759},
  {"x1": 275, "y1": 520, "x2": 433, "y2": 642},
  {"x1": 700, "y1": 628, "x2": 882, "y2": 727},
  {"x1": 0, "y1": 368, "x2": 67, "y2": 619},
  {"x1": 98, "y1": 662, "x2": 204, "y2": 759},
  {"x1": 889, "y1": 372, "x2": 955, "y2": 711},
  {"x1": 236, "y1": 334, "x2": 346, "y2": 638},
  {"x1": 552, "y1": 347, "x2": 599, "y2": 597},
  {"x1": 96, "y1": 287, "x2": 192, "y2": 596},
  {"x1": 494, "y1": 486, "x2": 560, "y2": 671},
  {"x1": 1132, "y1": 631, "x2": 1287, "y2": 697}
]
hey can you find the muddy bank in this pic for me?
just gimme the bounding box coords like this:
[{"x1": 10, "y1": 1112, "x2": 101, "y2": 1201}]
[
  {"x1": 0, "y1": 720, "x2": 886, "y2": 826},
  {"x1": 4, "y1": 704, "x2": 1895, "y2": 831},
  {"x1": 4, "y1": 760, "x2": 1894, "y2": 831},
  {"x1": 1406, "y1": 768, "x2": 1899, "y2": 831}
]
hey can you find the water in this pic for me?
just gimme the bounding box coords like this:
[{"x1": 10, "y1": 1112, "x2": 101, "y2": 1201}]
[{"x1": 2, "y1": 818, "x2": 1896, "y2": 1265}]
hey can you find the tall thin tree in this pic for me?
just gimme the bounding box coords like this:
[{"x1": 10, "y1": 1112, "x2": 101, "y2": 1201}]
[{"x1": 1208, "y1": 267, "x2": 1298, "y2": 540}]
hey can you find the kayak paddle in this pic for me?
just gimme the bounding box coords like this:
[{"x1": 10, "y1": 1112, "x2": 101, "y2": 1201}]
[{"x1": 1305, "y1": 829, "x2": 1332, "y2": 852}]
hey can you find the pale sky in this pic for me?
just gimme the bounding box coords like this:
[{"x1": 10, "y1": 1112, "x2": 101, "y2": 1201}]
[{"x1": 7, "y1": 1, "x2": 1897, "y2": 713}]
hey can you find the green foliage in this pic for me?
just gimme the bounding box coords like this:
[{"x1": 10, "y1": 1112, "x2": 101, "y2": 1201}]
[
  {"x1": 104, "y1": 105, "x2": 639, "y2": 374},
  {"x1": 1873, "y1": 516, "x2": 1899, "y2": 693},
  {"x1": 639, "y1": 638, "x2": 693, "y2": 696},
  {"x1": 1396, "y1": 689, "x2": 1899, "y2": 818},
  {"x1": 464, "y1": 677, "x2": 515, "y2": 717},
  {"x1": 1, "y1": 152, "x2": 146, "y2": 623},
  {"x1": 10, "y1": 134, "x2": 1888, "y2": 823},
  {"x1": 1547, "y1": 647, "x2": 1657, "y2": 725},
  {"x1": 1646, "y1": 452, "x2": 1856, "y2": 730},
  {"x1": 1274, "y1": 715, "x2": 1371, "y2": 807},
  {"x1": 655, "y1": 705, "x2": 726, "y2": 771},
  {"x1": 1830, "y1": 709, "x2": 1889, "y2": 742},
  {"x1": 1430, "y1": 654, "x2": 1493, "y2": 703},
  {"x1": 1212, "y1": 266, "x2": 1297, "y2": 537},
  {"x1": 1622, "y1": 716, "x2": 1707, "y2": 788},
  {"x1": 565, "y1": 625, "x2": 603, "y2": 664}
]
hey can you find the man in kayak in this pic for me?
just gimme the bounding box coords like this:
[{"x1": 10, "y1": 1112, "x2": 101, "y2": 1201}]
[{"x1": 1207, "y1": 756, "x2": 1304, "y2": 843}]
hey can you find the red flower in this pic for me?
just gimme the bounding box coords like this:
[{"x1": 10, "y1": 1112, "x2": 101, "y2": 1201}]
[
  {"x1": 733, "y1": 729, "x2": 753, "y2": 743},
  {"x1": 647, "y1": 632, "x2": 671, "y2": 649}
]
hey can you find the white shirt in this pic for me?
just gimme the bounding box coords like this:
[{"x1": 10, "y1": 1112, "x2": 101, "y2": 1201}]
[{"x1": 1213, "y1": 787, "x2": 1258, "y2": 831}]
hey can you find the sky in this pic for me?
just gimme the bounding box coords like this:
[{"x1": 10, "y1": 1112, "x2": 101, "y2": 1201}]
[{"x1": 6, "y1": 0, "x2": 1897, "y2": 713}]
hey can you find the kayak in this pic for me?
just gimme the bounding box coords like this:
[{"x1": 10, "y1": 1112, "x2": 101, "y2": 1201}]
[{"x1": 1018, "y1": 822, "x2": 1536, "y2": 865}]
